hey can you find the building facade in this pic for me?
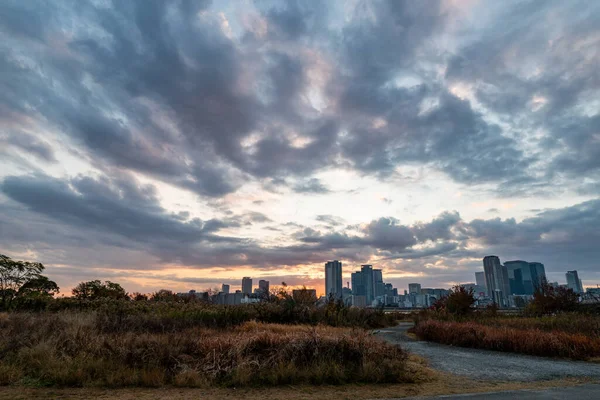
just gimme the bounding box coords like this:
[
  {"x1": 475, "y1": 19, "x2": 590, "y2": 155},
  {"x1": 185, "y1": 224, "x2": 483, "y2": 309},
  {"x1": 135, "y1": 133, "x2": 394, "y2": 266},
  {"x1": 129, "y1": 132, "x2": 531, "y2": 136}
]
[
  {"x1": 483, "y1": 256, "x2": 510, "y2": 306},
  {"x1": 241, "y1": 277, "x2": 252, "y2": 295},
  {"x1": 408, "y1": 283, "x2": 421, "y2": 294},
  {"x1": 325, "y1": 260, "x2": 343, "y2": 299},
  {"x1": 566, "y1": 270, "x2": 584, "y2": 294},
  {"x1": 258, "y1": 279, "x2": 270, "y2": 295},
  {"x1": 475, "y1": 271, "x2": 487, "y2": 294}
]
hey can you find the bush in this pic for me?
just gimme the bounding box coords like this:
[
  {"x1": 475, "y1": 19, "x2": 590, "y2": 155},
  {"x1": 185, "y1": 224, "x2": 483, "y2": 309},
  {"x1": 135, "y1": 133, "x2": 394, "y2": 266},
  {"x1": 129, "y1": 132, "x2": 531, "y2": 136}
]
[
  {"x1": 0, "y1": 314, "x2": 412, "y2": 387},
  {"x1": 40, "y1": 298, "x2": 397, "y2": 331},
  {"x1": 525, "y1": 281, "x2": 580, "y2": 316},
  {"x1": 414, "y1": 319, "x2": 600, "y2": 360}
]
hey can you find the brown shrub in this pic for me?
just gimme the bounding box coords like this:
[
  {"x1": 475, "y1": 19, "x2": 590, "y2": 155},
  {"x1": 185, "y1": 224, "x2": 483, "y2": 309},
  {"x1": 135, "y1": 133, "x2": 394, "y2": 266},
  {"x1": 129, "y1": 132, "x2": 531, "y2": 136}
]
[
  {"x1": 414, "y1": 319, "x2": 600, "y2": 360},
  {"x1": 0, "y1": 313, "x2": 412, "y2": 387}
]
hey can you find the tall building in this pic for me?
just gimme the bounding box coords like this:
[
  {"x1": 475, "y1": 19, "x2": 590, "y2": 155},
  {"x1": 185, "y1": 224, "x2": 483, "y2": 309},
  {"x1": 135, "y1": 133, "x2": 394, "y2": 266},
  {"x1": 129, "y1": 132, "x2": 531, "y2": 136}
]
[
  {"x1": 325, "y1": 260, "x2": 343, "y2": 299},
  {"x1": 408, "y1": 283, "x2": 421, "y2": 294},
  {"x1": 351, "y1": 271, "x2": 365, "y2": 297},
  {"x1": 504, "y1": 260, "x2": 527, "y2": 295},
  {"x1": 566, "y1": 271, "x2": 584, "y2": 294},
  {"x1": 241, "y1": 277, "x2": 252, "y2": 295},
  {"x1": 483, "y1": 256, "x2": 510, "y2": 306},
  {"x1": 373, "y1": 269, "x2": 385, "y2": 297},
  {"x1": 258, "y1": 279, "x2": 270, "y2": 294},
  {"x1": 361, "y1": 265, "x2": 374, "y2": 304},
  {"x1": 221, "y1": 284, "x2": 230, "y2": 294},
  {"x1": 529, "y1": 262, "x2": 546, "y2": 288},
  {"x1": 475, "y1": 271, "x2": 486, "y2": 293}
]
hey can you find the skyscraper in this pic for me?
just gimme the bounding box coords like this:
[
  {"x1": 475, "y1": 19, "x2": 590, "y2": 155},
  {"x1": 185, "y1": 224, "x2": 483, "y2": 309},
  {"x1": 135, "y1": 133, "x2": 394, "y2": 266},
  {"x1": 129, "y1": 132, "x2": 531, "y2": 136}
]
[
  {"x1": 483, "y1": 256, "x2": 510, "y2": 306},
  {"x1": 529, "y1": 262, "x2": 546, "y2": 288},
  {"x1": 241, "y1": 277, "x2": 252, "y2": 295},
  {"x1": 505, "y1": 260, "x2": 528, "y2": 295},
  {"x1": 325, "y1": 260, "x2": 343, "y2": 299},
  {"x1": 373, "y1": 269, "x2": 385, "y2": 297},
  {"x1": 351, "y1": 271, "x2": 365, "y2": 297},
  {"x1": 221, "y1": 284, "x2": 230, "y2": 294},
  {"x1": 258, "y1": 279, "x2": 270, "y2": 294},
  {"x1": 475, "y1": 272, "x2": 487, "y2": 294},
  {"x1": 361, "y1": 265, "x2": 374, "y2": 304},
  {"x1": 408, "y1": 283, "x2": 421, "y2": 294},
  {"x1": 566, "y1": 271, "x2": 583, "y2": 294}
]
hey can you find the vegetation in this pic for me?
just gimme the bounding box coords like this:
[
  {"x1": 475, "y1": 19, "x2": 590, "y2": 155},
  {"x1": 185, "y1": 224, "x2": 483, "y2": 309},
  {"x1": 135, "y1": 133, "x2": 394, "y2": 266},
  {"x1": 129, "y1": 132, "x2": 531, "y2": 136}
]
[
  {"x1": 525, "y1": 281, "x2": 580, "y2": 316},
  {"x1": 0, "y1": 314, "x2": 413, "y2": 387},
  {"x1": 0, "y1": 255, "x2": 408, "y2": 388},
  {"x1": 412, "y1": 282, "x2": 600, "y2": 360},
  {"x1": 414, "y1": 319, "x2": 600, "y2": 360},
  {"x1": 72, "y1": 280, "x2": 128, "y2": 300},
  {"x1": 0, "y1": 255, "x2": 59, "y2": 311},
  {"x1": 430, "y1": 285, "x2": 476, "y2": 316}
]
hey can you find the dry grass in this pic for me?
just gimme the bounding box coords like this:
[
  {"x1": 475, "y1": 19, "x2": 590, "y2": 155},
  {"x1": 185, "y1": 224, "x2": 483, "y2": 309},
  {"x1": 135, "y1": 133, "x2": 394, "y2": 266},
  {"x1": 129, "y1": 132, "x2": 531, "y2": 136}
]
[
  {"x1": 0, "y1": 313, "x2": 413, "y2": 388},
  {"x1": 414, "y1": 319, "x2": 600, "y2": 360},
  {"x1": 0, "y1": 376, "x2": 595, "y2": 399},
  {"x1": 479, "y1": 314, "x2": 600, "y2": 338}
]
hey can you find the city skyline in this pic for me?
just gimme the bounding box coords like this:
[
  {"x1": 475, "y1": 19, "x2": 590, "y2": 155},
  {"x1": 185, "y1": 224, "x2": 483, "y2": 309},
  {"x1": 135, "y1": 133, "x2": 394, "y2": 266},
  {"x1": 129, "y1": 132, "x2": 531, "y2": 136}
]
[{"x1": 2, "y1": 1, "x2": 600, "y2": 294}]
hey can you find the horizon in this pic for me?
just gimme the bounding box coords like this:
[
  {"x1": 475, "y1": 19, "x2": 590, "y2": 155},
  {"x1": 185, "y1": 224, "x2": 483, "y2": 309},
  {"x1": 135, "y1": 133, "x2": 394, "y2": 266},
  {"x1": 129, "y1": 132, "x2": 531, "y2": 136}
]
[{"x1": 2, "y1": 0, "x2": 600, "y2": 295}]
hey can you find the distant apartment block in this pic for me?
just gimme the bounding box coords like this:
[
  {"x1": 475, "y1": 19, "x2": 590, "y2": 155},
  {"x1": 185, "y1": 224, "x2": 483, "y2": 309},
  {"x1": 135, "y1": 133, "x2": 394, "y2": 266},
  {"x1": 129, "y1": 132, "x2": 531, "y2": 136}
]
[
  {"x1": 221, "y1": 284, "x2": 230, "y2": 294},
  {"x1": 566, "y1": 270, "x2": 584, "y2": 294},
  {"x1": 241, "y1": 277, "x2": 252, "y2": 295},
  {"x1": 408, "y1": 283, "x2": 421, "y2": 294},
  {"x1": 258, "y1": 279, "x2": 270, "y2": 294},
  {"x1": 325, "y1": 260, "x2": 343, "y2": 299},
  {"x1": 483, "y1": 256, "x2": 510, "y2": 306}
]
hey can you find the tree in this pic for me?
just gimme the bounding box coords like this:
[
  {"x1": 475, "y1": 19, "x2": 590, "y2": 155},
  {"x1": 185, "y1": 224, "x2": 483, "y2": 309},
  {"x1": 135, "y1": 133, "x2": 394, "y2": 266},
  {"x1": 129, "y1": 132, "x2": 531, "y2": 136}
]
[
  {"x1": 526, "y1": 280, "x2": 579, "y2": 315},
  {"x1": 0, "y1": 254, "x2": 59, "y2": 310},
  {"x1": 130, "y1": 292, "x2": 148, "y2": 301},
  {"x1": 432, "y1": 285, "x2": 475, "y2": 316},
  {"x1": 149, "y1": 289, "x2": 179, "y2": 302},
  {"x1": 72, "y1": 280, "x2": 128, "y2": 300}
]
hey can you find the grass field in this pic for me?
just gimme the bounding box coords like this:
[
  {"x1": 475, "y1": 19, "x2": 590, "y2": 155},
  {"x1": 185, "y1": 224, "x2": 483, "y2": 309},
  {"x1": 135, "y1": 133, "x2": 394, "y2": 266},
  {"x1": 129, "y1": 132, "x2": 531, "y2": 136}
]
[
  {"x1": 0, "y1": 312, "x2": 413, "y2": 388},
  {"x1": 0, "y1": 376, "x2": 594, "y2": 400}
]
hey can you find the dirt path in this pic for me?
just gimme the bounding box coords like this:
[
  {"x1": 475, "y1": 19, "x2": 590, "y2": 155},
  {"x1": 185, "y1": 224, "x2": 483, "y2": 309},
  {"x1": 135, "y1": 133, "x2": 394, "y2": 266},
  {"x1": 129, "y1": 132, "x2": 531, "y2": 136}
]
[{"x1": 376, "y1": 323, "x2": 600, "y2": 382}]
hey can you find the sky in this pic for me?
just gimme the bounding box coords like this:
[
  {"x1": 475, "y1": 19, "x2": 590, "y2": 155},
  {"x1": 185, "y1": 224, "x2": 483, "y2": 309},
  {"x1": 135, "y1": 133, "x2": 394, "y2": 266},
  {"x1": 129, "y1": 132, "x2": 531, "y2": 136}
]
[{"x1": 1, "y1": 0, "x2": 600, "y2": 296}]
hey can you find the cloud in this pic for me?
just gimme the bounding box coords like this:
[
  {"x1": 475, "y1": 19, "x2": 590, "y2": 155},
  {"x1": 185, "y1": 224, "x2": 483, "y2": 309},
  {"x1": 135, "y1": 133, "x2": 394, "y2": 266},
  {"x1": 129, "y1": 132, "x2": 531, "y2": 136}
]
[
  {"x1": 0, "y1": 173, "x2": 237, "y2": 244},
  {"x1": 292, "y1": 178, "x2": 331, "y2": 194},
  {"x1": 1, "y1": 132, "x2": 57, "y2": 163},
  {"x1": 2, "y1": 0, "x2": 600, "y2": 289}
]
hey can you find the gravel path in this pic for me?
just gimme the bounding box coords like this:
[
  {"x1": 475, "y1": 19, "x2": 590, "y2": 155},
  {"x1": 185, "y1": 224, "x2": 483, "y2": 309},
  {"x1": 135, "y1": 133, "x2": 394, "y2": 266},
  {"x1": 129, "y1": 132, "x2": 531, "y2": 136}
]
[
  {"x1": 376, "y1": 323, "x2": 600, "y2": 382},
  {"x1": 398, "y1": 384, "x2": 600, "y2": 400}
]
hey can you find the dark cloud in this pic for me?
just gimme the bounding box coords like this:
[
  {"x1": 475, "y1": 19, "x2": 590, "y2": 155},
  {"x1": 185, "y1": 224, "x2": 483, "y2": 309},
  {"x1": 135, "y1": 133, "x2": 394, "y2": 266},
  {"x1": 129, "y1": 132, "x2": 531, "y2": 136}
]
[
  {"x1": 1, "y1": 132, "x2": 56, "y2": 163},
  {"x1": 315, "y1": 215, "x2": 345, "y2": 227},
  {"x1": 0, "y1": 173, "x2": 239, "y2": 245},
  {"x1": 292, "y1": 178, "x2": 331, "y2": 194}
]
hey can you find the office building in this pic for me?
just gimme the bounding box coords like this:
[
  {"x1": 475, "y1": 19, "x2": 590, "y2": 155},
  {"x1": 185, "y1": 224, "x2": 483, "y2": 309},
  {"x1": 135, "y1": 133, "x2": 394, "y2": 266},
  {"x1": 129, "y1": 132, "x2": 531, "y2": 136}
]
[
  {"x1": 351, "y1": 271, "x2": 365, "y2": 297},
  {"x1": 373, "y1": 269, "x2": 385, "y2": 297},
  {"x1": 475, "y1": 272, "x2": 487, "y2": 293},
  {"x1": 221, "y1": 284, "x2": 230, "y2": 294},
  {"x1": 241, "y1": 277, "x2": 252, "y2": 295},
  {"x1": 258, "y1": 279, "x2": 270, "y2": 294},
  {"x1": 408, "y1": 283, "x2": 421, "y2": 294},
  {"x1": 529, "y1": 262, "x2": 547, "y2": 288},
  {"x1": 483, "y1": 256, "x2": 510, "y2": 306},
  {"x1": 566, "y1": 271, "x2": 584, "y2": 294},
  {"x1": 361, "y1": 265, "x2": 374, "y2": 304},
  {"x1": 504, "y1": 260, "x2": 527, "y2": 295},
  {"x1": 325, "y1": 260, "x2": 343, "y2": 299}
]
